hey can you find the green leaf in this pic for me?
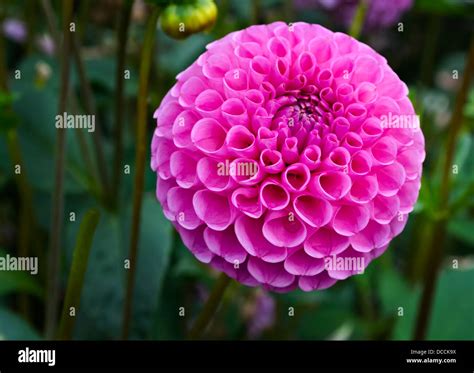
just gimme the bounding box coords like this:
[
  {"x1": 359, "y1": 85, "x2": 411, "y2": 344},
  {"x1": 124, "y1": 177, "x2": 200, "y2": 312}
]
[
  {"x1": 0, "y1": 109, "x2": 20, "y2": 133},
  {"x1": 67, "y1": 210, "x2": 125, "y2": 339},
  {"x1": 0, "y1": 308, "x2": 41, "y2": 340},
  {"x1": 125, "y1": 194, "x2": 173, "y2": 339},
  {"x1": 0, "y1": 91, "x2": 19, "y2": 106},
  {"x1": 84, "y1": 58, "x2": 116, "y2": 91},
  {"x1": 0, "y1": 249, "x2": 43, "y2": 297},
  {"x1": 392, "y1": 268, "x2": 474, "y2": 340},
  {"x1": 67, "y1": 193, "x2": 173, "y2": 339},
  {"x1": 427, "y1": 268, "x2": 474, "y2": 339},
  {"x1": 378, "y1": 267, "x2": 419, "y2": 317},
  {"x1": 0, "y1": 271, "x2": 43, "y2": 298}
]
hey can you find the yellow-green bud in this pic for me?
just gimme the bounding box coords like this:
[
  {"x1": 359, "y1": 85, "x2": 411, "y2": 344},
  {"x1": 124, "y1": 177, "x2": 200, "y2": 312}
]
[{"x1": 159, "y1": 0, "x2": 217, "y2": 40}]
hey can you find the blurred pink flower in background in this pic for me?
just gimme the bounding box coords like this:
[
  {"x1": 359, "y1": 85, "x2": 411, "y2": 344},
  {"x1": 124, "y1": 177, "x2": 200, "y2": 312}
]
[
  {"x1": 296, "y1": 0, "x2": 413, "y2": 30},
  {"x1": 151, "y1": 22, "x2": 425, "y2": 292},
  {"x1": 244, "y1": 290, "x2": 276, "y2": 338},
  {"x1": 36, "y1": 34, "x2": 55, "y2": 56},
  {"x1": 2, "y1": 18, "x2": 27, "y2": 43}
]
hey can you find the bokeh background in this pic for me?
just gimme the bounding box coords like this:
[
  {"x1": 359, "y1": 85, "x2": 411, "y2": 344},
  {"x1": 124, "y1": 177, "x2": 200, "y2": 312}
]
[{"x1": 0, "y1": 0, "x2": 473, "y2": 340}]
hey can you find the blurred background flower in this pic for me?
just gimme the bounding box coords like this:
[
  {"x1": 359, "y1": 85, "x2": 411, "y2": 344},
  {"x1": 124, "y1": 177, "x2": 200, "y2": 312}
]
[
  {"x1": 2, "y1": 18, "x2": 26, "y2": 42},
  {"x1": 296, "y1": 0, "x2": 413, "y2": 31}
]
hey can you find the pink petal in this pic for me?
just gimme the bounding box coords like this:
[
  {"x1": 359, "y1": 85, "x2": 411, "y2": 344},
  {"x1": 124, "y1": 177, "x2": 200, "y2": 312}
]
[
  {"x1": 262, "y1": 211, "x2": 307, "y2": 248},
  {"x1": 348, "y1": 175, "x2": 378, "y2": 204},
  {"x1": 235, "y1": 215, "x2": 287, "y2": 262},
  {"x1": 281, "y1": 163, "x2": 311, "y2": 192},
  {"x1": 177, "y1": 226, "x2": 213, "y2": 263},
  {"x1": 332, "y1": 204, "x2": 370, "y2": 237},
  {"x1": 231, "y1": 187, "x2": 264, "y2": 218},
  {"x1": 350, "y1": 220, "x2": 391, "y2": 252},
  {"x1": 169, "y1": 150, "x2": 198, "y2": 188},
  {"x1": 167, "y1": 187, "x2": 202, "y2": 230},
  {"x1": 376, "y1": 162, "x2": 406, "y2": 197},
  {"x1": 309, "y1": 171, "x2": 351, "y2": 200},
  {"x1": 226, "y1": 125, "x2": 258, "y2": 158},
  {"x1": 247, "y1": 257, "x2": 295, "y2": 288},
  {"x1": 299, "y1": 271, "x2": 338, "y2": 292},
  {"x1": 260, "y1": 178, "x2": 290, "y2": 211},
  {"x1": 191, "y1": 118, "x2": 227, "y2": 154},
  {"x1": 372, "y1": 194, "x2": 400, "y2": 224},
  {"x1": 193, "y1": 190, "x2": 235, "y2": 231},
  {"x1": 203, "y1": 227, "x2": 248, "y2": 264},
  {"x1": 293, "y1": 194, "x2": 333, "y2": 228},
  {"x1": 284, "y1": 249, "x2": 325, "y2": 276},
  {"x1": 196, "y1": 157, "x2": 233, "y2": 192},
  {"x1": 304, "y1": 227, "x2": 350, "y2": 258}
]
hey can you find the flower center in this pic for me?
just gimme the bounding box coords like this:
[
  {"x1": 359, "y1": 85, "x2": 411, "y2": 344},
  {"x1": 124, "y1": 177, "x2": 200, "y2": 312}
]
[{"x1": 271, "y1": 91, "x2": 333, "y2": 148}]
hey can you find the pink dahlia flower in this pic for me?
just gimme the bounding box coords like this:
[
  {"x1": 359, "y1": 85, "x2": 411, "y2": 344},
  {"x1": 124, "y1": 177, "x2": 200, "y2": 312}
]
[{"x1": 151, "y1": 22, "x2": 425, "y2": 292}]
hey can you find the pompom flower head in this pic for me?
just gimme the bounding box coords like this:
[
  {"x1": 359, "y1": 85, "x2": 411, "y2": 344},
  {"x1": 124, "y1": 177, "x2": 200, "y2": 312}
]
[{"x1": 151, "y1": 22, "x2": 425, "y2": 292}]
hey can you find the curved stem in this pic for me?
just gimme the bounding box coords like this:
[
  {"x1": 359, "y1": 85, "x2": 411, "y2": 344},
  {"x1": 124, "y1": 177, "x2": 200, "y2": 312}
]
[
  {"x1": 40, "y1": 0, "x2": 100, "y2": 196},
  {"x1": 349, "y1": 0, "x2": 368, "y2": 39},
  {"x1": 57, "y1": 209, "x2": 100, "y2": 340},
  {"x1": 45, "y1": 0, "x2": 74, "y2": 339},
  {"x1": 413, "y1": 36, "x2": 474, "y2": 340},
  {"x1": 112, "y1": 0, "x2": 133, "y2": 208},
  {"x1": 121, "y1": 6, "x2": 161, "y2": 340},
  {"x1": 188, "y1": 273, "x2": 232, "y2": 340},
  {"x1": 71, "y1": 32, "x2": 110, "y2": 206}
]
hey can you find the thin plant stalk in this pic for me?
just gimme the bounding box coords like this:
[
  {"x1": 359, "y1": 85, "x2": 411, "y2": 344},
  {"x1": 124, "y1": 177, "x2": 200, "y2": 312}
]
[
  {"x1": 0, "y1": 26, "x2": 36, "y2": 319},
  {"x1": 40, "y1": 0, "x2": 60, "y2": 46},
  {"x1": 57, "y1": 209, "x2": 100, "y2": 340},
  {"x1": 188, "y1": 273, "x2": 232, "y2": 340},
  {"x1": 413, "y1": 36, "x2": 474, "y2": 340},
  {"x1": 121, "y1": 6, "x2": 161, "y2": 339},
  {"x1": 112, "y1": 0, "x2": 133, "y2": 207},
  {"x1": 40, "y1": 0, "x2": 99, "y2": 193},
  {"x1": 71, "y1": 33, "x2": 110, "y2": 205},
  {"x1": 349, "y1": 0, "x2": 368, "y2": 39},
  {"x1": 45, "y1": 0, "x2": 74, "y2": 339},
  {"x1": 24, "y1": 0, "x2": 36, "y2": 53}
]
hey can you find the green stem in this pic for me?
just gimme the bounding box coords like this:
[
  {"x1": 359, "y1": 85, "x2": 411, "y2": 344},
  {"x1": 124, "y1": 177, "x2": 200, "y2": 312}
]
[
  {"x1": 40, "y1": 0, "x2": 60, "y2": 44},
  {"x1": 354, "y1": 274, "x2": 375, "y2": 322},
  {"x1": 112, "y1": 0, "x2": 133, "y2": 208},
  {"x1": 71, "y1": 33, "x2": 111, "y2": 206},
  {"x1": 121, "y1": 7, "x2": 161, "y2": 340},
  {"x1": 188, "y1": 273, "x2": 232, "y2": 340},
  {"x1": 45, "y1": 0, "x2": 74, "y2": 339},
  {"x1": 25, "y1": 0, "x2": 36, "y2": 53},
  {"x1": 349, "y1": 0, "x2": 368, "y2": 39},
  {"x1": 252, "y1": 0, "x2": 261, "y2": 25},
  {"x1": 57, "y1": 209, "x2": 99, "y2": 340},
  {"x1": 0, "y1": 22, "x2": 36, "y2": 319},
  {"x1": 40, "y1": 0, "x2": 99, "y2": 193},
  {"x1": 7, "y1": 130, "x2": 35, "y2": 317},
  {"x1": 413, "y1": 36, "x2": 474, "y2": 340}
]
